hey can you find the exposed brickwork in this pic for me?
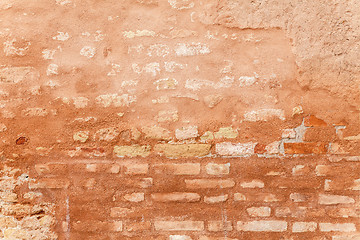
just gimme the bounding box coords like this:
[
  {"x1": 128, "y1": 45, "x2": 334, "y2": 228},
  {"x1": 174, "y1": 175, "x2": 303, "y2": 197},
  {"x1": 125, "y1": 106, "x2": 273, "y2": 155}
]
[{"x1": 1, "y1": 0, "x2": 360, "y2": 239}]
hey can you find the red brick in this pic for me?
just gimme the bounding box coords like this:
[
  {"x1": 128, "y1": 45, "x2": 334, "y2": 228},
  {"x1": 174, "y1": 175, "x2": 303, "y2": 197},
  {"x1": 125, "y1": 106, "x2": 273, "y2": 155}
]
[
  {"x1": 304, "y1": 127, "x2": 337, "y2": 142},
  {"x1": 304, "y1": 115, "x2": 327, "y2": 127},
  {"x1": 284, "y1": 142, "x2": 328, "y2": 154}
]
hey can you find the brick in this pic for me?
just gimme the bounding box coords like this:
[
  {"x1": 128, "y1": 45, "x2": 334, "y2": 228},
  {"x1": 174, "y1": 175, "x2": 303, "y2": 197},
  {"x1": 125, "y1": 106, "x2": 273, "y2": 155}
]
[
  {"x1": 244, "y1": 109, "x2": 285, "y2": 122},
  {"x1": 95, "y1": 127, "x2": 120, "y2": 142},
  {"x1": 315, "y1": 165, "x2": 360, "y2": 177},
  {"x1": 324, "y1": 179, "x2": 360, "y2": 191},
  {"x1": 269, "y1": 178, "x2": 321, "y2": 189},
  {"x1": 169, "y1": 236, "x2": 192, "y2": 240},
  {"x1": 151, "y1": 193, "x2": 200, "y2": 202},
  {"x1": 292, "y1": 222, "x2": 317, "y2": 232},
  {"x1": 154, "y1": 144, "x2": 211, "y2": 158},
  {"x1": 290, "y1": 193, "x2": 308, "y2": 202},
  {"x1": 304, "y1": 115, "x2": 327, "y2": 127},
  {"x1": 240, "y1": 180, "x2": 264, "y2": 188},
  {"x1": 265, "y1": 141, "x2": 280, "y2": 154},
  {"x1": 234, "y1": 193, "x2": 247, "y2": 201},
  {"x1": 319, "y1": 223, "x2": 356, "y2": 232},
  {"x1": 34, "y1": 164, "x2": 59, "y2": 175},
  {"x1": 275, "y1": 207, "x2": 292, "y2": 217},
  {"x1": 185, "y1": 179, "x2": 235, "y2": 189},
  {"x1": 110, "y1": 207, "x2": 135, "y2": 218},
  {"x1": 126, "y1": 221, "x2": 151, "y2": 232},
  {"x1": 214, "y1": 127, "x2": 238, "y2": 139},
  {"x1": 208, "y1": 221, "x2": 233, "y2": 232},
  {"x1": 216, "y1": 142, "x2": 256, "y2": 156},
  {"x1": 123, "y1": 163, "x2": 149, "y2": 175},
  {"x1": 319, "y1": 194, "x2": 355, "y2": 205},
  {"x1": 206, "y1": 163, "x2": 230, "y2": 175},
  {"x1": 154, "y1": 221, "x2": 204, "y2": 231},
  {"x1": 123, "y1": 193, "x2": 145, "y2": 202},
  {"x1": 326, "y1": 207, "x2": 360, "y2": 218},
  {"x1": 29, "y1": 179, "x2": 70, "y2": 189},
  {"x1": 304, "y1": 127, "x2": 336, "y2": 141},
  {"x1": 332, "y1": 235, "x2": 360, "y2": 240},
  {"x1": 200, "y1": 131, "x2": 215, "y2": 141},
  {"x1": 114, "y1": 145, "x2": 151, "y2": 157},
  {"x1": 292, "y1": 165, "x2": 311, "y2": 176},
  {"x1": 246, "y1": 207, "x2": 271, "y2": 217},
  {"x1": 108, "y1": 164, "x2": 121, "y2": 174},
  {"x1": 123, "y1": 178, "x2": 153, "y2": 188},
  {"x1": 237, "y1": 220, "x2": 287, "y2": 232},
  {"x1": 284, "y1": 142, "x2": 328, "y2": 154},
  {"x1": 199, "y1": 237, "x2": 238, "y2": 240},
  {"x1": 204, "y1": 194, "x2": 228, "y2": 203},
  {"x1": 73, "y1": 221, "x2": 122, "y2": 232},
  {"x1": 175, "y1": 126, "x2": 199, "y2": 140},
  {"x1": 153, "y1": 163, "x2": 200, "y2": 175},
  {"x1": 141, "y1": 125, "x2": 172, "y2": 140}
]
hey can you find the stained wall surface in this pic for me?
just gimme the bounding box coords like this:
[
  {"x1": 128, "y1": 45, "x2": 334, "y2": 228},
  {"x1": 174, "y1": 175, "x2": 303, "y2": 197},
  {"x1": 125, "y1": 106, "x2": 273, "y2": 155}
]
[{"x1": 0, "y1": 0, "x2": 360, "y2": 239}]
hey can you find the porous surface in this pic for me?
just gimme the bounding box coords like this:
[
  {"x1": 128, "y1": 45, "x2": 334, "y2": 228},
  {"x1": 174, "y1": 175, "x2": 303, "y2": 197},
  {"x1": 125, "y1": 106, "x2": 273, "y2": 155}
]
[{"x1": 0, "y1": 0, "x2": 359, "y2": 239}]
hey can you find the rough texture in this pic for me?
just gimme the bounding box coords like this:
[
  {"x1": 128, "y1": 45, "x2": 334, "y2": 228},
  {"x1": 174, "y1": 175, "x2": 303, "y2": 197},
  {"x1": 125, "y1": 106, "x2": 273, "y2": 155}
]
[{"x1": 0, "y1": 0, "x2": 360, "y2": 239}]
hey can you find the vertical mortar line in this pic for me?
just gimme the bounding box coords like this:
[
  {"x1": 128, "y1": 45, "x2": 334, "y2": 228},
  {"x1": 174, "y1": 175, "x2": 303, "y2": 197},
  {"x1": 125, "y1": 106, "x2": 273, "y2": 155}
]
[{"x1": 65, "y1": 195, "x2": 70, "y2": 240}]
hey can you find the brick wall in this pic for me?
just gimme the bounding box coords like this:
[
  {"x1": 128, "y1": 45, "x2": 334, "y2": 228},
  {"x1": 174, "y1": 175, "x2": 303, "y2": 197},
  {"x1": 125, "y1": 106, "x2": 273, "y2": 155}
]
[{"x1": 1, "y1": 0, "x2": 360, "y2": 239}]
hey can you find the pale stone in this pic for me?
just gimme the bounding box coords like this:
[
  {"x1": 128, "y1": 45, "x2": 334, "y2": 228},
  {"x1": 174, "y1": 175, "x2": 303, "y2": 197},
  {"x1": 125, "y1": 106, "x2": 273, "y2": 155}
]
[
  {"x1": 124, "y1": 193, "x2": 144, "y2": 202},
  {"x1": 319, "y1": 223, "x2": 356, "y2": 232},
  {"x1": 216, "y1": 142, "x2": 256, "y2": 156},
  {"x1": 206, "y1": 163, "x2": 230, "y2": 175},
  {"x1": 214, "y1": 127, "x2": 238, "y2": 139},
  {"x1": 123, "y1": 30, "x2": 155, "y2": 38},
  {"x1": 142, "y1": 125, "x2": 171, "y2": 140},
  {"x1": 175, "y1": 126, "x2": 198, "y2": 140},
  {"x1": 234, "y1": 193, "x2": 247, "y2": 201},
  {"x1": 95, "y1": 127, "x2": 119, "y2": 141},
  {"x1": 154, "y1": 221, "x2": 204, "y2": 231},
  {"x1": 73, "y1": 131, "x2": 89, "y2": 142},
  {"x1": 170, "y1": 235, "x2": 192, "y2": 240},
  {"x1": 319, "y1": 194, "x2": 355, "y2": 205},
  {"x1": 265, "y1": 141, "x2": 280, "y2": 154},
  {"x1": 240, "y1": 180, "x2": 264, "y2": 188},
  {"x1": 244, "y1": 109, "x2": 285, "y2": 122},
  {"x1": 292, "y1": 222, "x2": 317, "y2": 232},
  {"x1": 246, "y1": 207, "x2": 271, "y2": 217},
  {"x1": 204, "y1": 194, "x2": 228, "y2": 203},
  {"x1": 237, "y1": 220, "x2": 287, "y2": 232},
  {"x1": 114, "y1": 145, "x2": 151, "y2": 157}
]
